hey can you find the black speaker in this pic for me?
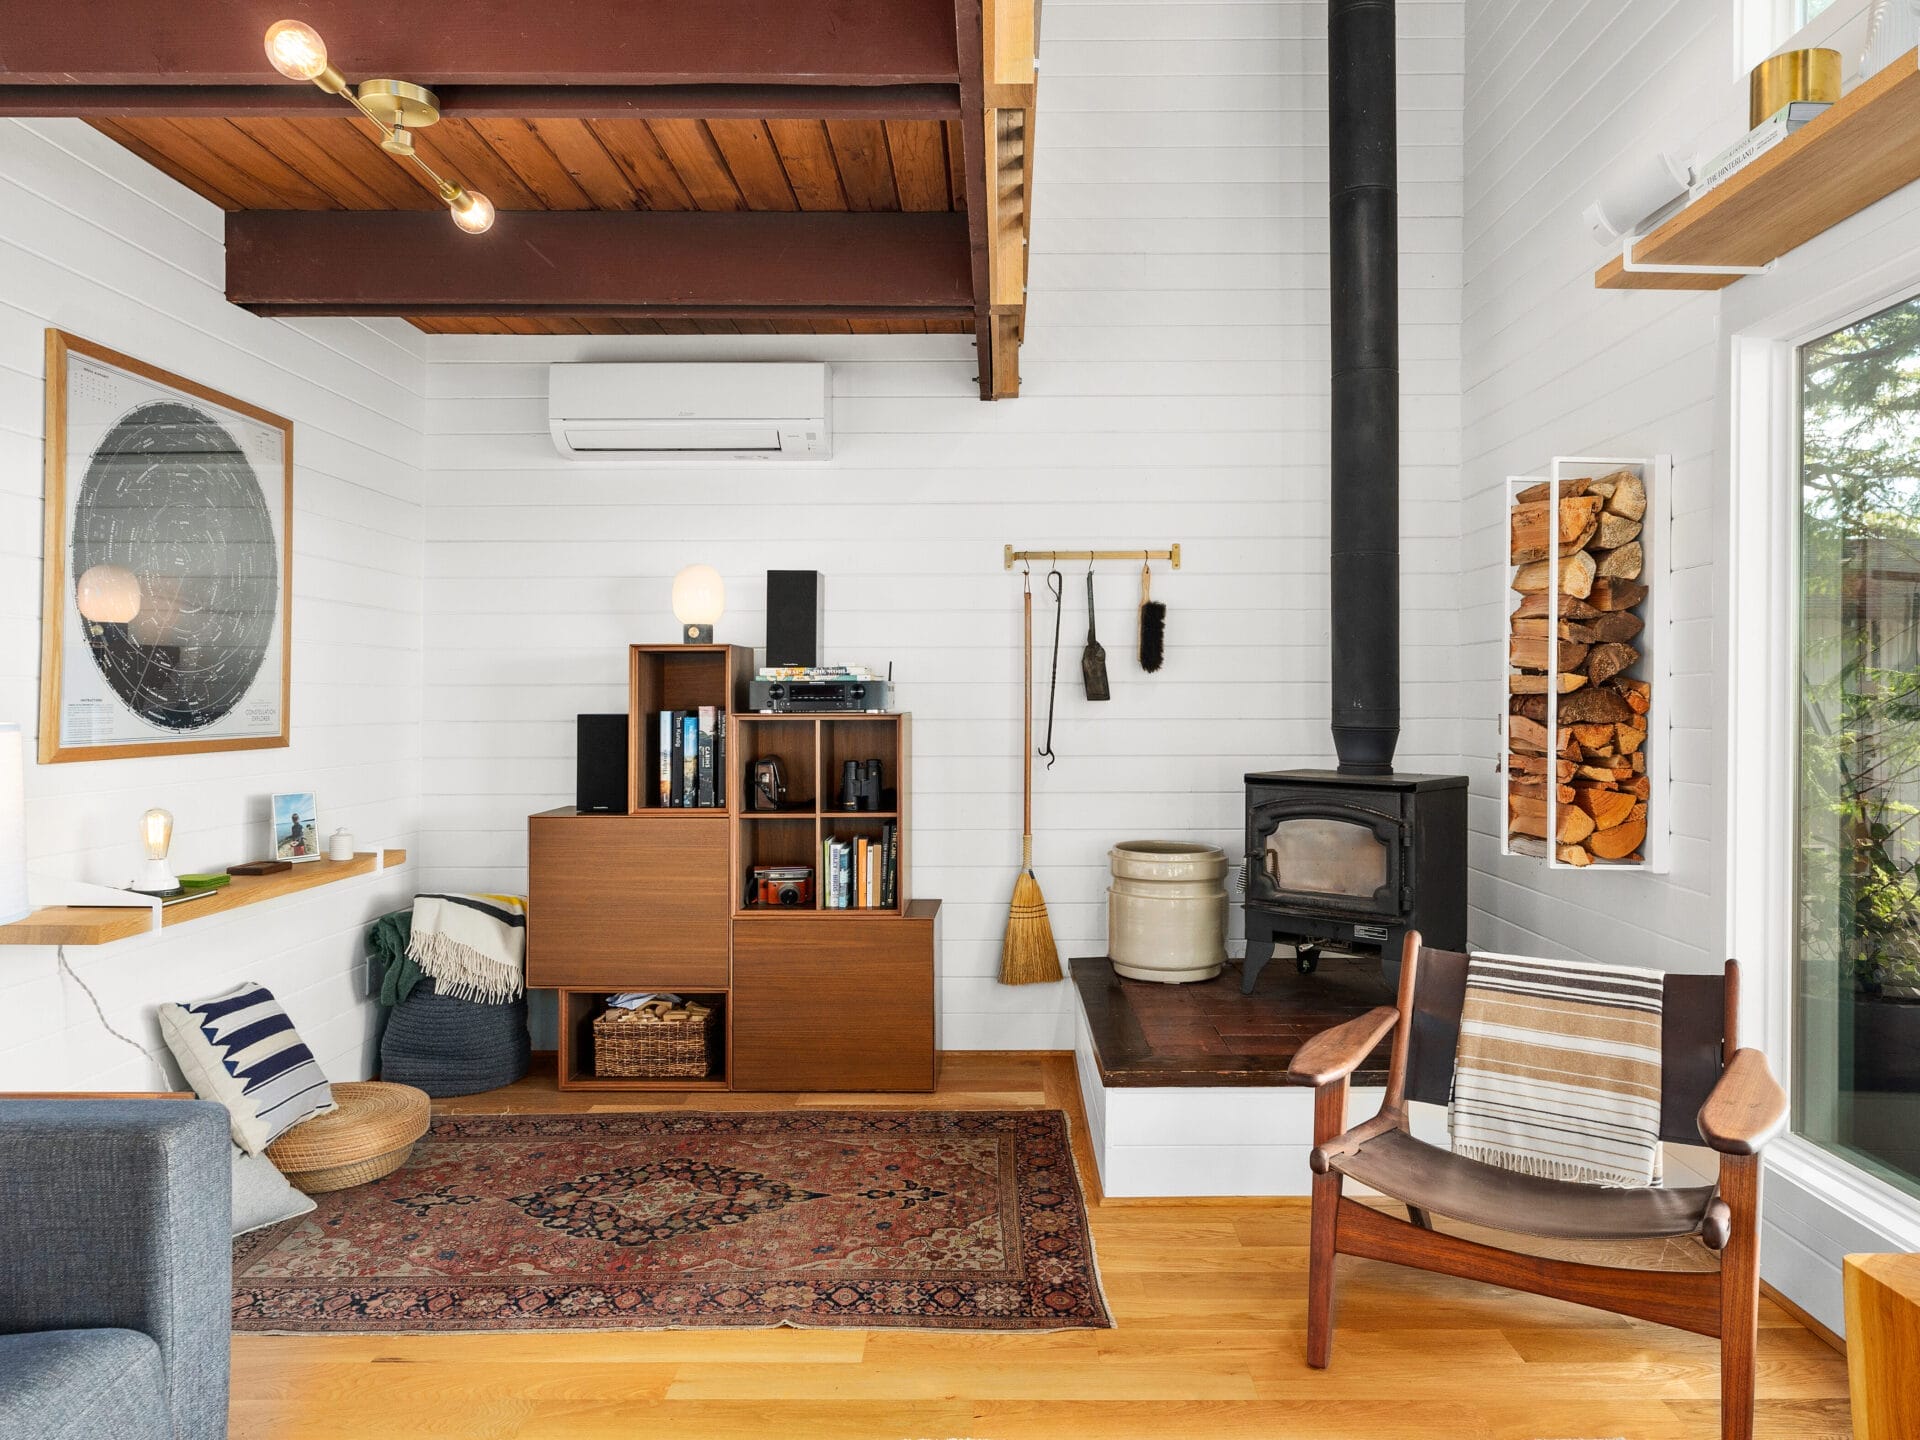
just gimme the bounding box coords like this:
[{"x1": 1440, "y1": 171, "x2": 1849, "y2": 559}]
[
  {"x1": 576, "y1": 713, "x2": 629, "y2": 813},
  {"x1": 766, "y1": 569, "x2": 823, "y2": 668}
]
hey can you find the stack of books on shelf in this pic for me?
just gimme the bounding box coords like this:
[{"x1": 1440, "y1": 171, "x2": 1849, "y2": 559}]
[
  {"x1": 1689, "y1": 101, "x2": 1832, "y2": 199},
  {"x1": 823, "y1": 823, "x2": 898, "y2": 909},
  {"x1": 655, "y1": 707, "x2": 728, "y2": 808}
]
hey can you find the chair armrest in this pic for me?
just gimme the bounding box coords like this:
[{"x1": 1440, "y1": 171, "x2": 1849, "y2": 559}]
[
  {"x1": 1697, "y1": 1048, "x2": 1787, "y2": 1155},
  {"x1": 0, "y1": 1099, "x2": 232, "y2": 1440},
  {"x1": 1288, "y1": 1006, "x2": 1399, "y2": 1087}
]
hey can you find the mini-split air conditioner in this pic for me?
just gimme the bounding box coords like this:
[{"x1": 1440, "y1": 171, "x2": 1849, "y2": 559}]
[{"x1": 547, "y1": 362, "x2": 831, "y2": 461}]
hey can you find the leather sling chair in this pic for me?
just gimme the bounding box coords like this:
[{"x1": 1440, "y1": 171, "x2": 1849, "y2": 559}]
[{"x1": 1288, "y1": 932, "x2": 1788, "y2": 1440}]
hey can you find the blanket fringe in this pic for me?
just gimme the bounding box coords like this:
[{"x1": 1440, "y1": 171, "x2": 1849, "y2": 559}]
[
  {"x1": 407, "y1": 930, "x2": 522, "y2": 1004},
  {"x1": 1451, "y1": 1140, "x2": 1645, "y2": 1190}
]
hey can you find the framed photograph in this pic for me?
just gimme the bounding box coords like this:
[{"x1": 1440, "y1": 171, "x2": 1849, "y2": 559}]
[
  {"x1": 272, "y1": 793, "x2": 321, "y2": 863},
  {"x1": 38, "y1": 329, "x2": 293, "y2": 763}
]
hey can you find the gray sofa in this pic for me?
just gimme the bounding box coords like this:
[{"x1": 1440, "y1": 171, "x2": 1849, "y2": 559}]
[{"x1": 0, "y1": 1099, "x2": 231, "y2": 1440}]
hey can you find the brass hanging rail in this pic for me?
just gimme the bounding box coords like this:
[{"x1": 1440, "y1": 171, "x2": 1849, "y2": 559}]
[{"x1": 1003, "y1": 544, "x2": 1181, "y2": 570}]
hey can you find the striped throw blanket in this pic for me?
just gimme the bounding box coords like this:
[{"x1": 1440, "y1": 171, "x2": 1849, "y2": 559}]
[
  {"x1": 1449, "y1": 951, "x2": 1664, "y2": 1187},
  {"x1": 407, "y1": 893, "x2": 528, "y2": 1004}
]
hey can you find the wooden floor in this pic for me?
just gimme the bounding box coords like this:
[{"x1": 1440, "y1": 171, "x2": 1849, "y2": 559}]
[{"x1": 230, "y1": 1053, "x2": 1853, "y2": 1440}]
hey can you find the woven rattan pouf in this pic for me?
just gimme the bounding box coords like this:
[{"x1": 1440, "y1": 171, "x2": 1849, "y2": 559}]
[{"x1": 265, "y1": 1080, "x2": 430, "y2": 1194}]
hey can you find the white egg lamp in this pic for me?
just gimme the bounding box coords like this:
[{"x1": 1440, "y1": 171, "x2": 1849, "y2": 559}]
[
  {"x1": 132, "y1": 807, "x2": 182, "y2": 898},
  {"x1": 0, "y1": 724, "x2": 27, "y2": 926},
  {"x1": 671, "y1": 564, "x2": 725, "y2": 644}
]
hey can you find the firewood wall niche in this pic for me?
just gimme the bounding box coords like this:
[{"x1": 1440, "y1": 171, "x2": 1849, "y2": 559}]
[{"x1": 1502, "y1": 455, "x2": 1672, "y2": 872}]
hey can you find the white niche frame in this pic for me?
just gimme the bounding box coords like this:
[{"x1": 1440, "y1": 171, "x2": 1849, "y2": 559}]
[{"x1": 1499, "y1": 454, "x2": 1672, "y2": 873}]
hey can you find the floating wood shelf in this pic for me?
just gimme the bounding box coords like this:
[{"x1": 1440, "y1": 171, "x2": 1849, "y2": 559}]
[
  {"x1": 1596, "y1": 50, "x2": 1920, "y2": 291},
  {"x1": 0, "y1": 850, "x2": 406, "y2": 947}
]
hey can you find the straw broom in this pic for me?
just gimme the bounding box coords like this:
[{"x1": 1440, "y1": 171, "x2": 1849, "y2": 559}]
[{"x1": 1002, "y1": 576, "x2": 1062, "y2": 985}]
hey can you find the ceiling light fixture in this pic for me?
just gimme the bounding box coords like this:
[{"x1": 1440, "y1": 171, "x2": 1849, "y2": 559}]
[{"x1": 262, "y1": 19, "x2": 494, "y2": 235}]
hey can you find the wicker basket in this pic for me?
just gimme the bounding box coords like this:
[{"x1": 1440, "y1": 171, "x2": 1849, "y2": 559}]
[
  {"x1": 592, "y1": 998, "x2": 718, "y2": 1079},
  {"x1": 265, "y1": 1080, "x2": 431, "y2": 1194}
]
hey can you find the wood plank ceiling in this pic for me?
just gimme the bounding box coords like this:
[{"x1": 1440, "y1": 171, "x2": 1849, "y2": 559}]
[
  {"x1": 93, "y1": 116, "x2": 975, "y2": 336},
  {"x1": 0, "y1": 0, "x2": 1037, "y2": 395}
]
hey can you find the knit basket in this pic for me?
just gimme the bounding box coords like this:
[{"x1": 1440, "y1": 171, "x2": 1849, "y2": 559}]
[
  {"x1": 265, "y1": 1080, "x2": 431, "y2": 1194},
  {"x1": 592, "y1": 999, "x2": 718, "y2": 1079},
  {"x1": 379, "y1": 982, "x2": 531, "y2": 1098}
]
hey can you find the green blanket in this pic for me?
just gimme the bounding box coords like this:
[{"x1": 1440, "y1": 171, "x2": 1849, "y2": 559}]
[{"x1": 368, "y1": 908, "x2": 422, "y2": 1008}]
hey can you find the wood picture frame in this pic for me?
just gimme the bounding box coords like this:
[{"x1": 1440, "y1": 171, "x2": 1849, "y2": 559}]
[{"x1": 38, "y1": 330, "x2": 293, "y2": 763}]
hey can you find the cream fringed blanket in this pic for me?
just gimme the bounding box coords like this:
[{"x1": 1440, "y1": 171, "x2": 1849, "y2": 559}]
[
  {"x1": 1449, "y1": 951, "x2": 1664, "y2": 1187},
  {"x1": 406, "y1": 893, "x2": 528, "y2": 1004}
]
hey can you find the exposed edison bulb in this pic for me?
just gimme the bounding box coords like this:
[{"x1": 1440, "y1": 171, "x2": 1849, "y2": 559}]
[
  {"x1": 141, "y1": 808, "x2": 174, "y2": 861},
  {"x1": 134, "y1": 807, "x2": 181, "y2": 897},
  {"x1": 264, "y1": 20, "x2": 329, "y2": 81},
  {"x1": 449, "y1": 189, "x2": 496, "y2": 235},
  {"x1": 75, "y1": 563, "x2": 141, "y2": 624}
]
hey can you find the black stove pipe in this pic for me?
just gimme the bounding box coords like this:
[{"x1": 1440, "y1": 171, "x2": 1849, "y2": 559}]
[{"x1": 1328, "y1": 0, "x2": 1400, "y2": 776}]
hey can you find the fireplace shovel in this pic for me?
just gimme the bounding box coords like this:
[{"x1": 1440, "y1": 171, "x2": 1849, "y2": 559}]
[{"x1": 1081, "y1": 569, "x2": 1111, "y2": 701}]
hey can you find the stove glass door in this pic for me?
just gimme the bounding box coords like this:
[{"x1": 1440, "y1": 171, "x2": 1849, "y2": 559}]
[{"x1": 1263, "y1": 816, "x2": 1389, "y2": 899}]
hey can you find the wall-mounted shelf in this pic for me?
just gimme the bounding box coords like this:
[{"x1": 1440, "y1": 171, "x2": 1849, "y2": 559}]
[
  {"x1": 0, "y1": 850, "x2": 407, "y2": 947},
  {"x1": 1596, "y1": 50, "x2": 1920, "y2": 291}
]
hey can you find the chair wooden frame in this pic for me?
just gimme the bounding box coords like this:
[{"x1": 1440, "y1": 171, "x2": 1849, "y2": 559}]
[{"x1": 1288, "y1": 932, "x2": 1788, "y2": 1440}]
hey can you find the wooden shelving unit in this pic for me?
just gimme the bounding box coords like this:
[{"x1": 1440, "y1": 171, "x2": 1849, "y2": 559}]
[
  {"x1": 527, "y1": 644, "x2": 937, "y2": 1093},
  {"x1": 1596, "y1": 49, "x2": 1920, "y2": 291},
  {"x1": 731, "y1": 713, "x2": 912, "y2": 917},
  {"x1": 0, "y1": 850, "x2": 407, "y2": 947}
]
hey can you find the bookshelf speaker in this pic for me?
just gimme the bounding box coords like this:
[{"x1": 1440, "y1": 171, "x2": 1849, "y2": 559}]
[
  {"x1": 766, "y1": 569, "x2": 823, "y2": 668},
  {"x1": 576, "y1": 713, "x2": 629, "y2": 813}
]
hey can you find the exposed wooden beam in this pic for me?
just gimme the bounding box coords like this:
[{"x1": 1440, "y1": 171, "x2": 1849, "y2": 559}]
[
  {"x1": 0, "y1": 1, "x2": 960, "y2": 87},
  {"x1": 225, "y1": 211, "x2": 974, "y2": 317},
  {"x1": 0, "y1": 83, "x2": 963, "y2": 121},
  {"x1": 953, "y1": 0, "x2": 997, "y2": 400}
]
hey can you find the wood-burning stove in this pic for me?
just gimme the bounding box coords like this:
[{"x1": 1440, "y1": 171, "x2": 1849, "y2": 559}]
[{"x1": 1241, "y1": 769, "x2": 1465, "y2": 993}]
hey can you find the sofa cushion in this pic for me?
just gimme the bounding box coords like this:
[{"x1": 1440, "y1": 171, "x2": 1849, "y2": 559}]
[
  {"x1": 0, "y1": 1329, "x2": 171, "y2": 1440},
  {"x1": 158, "y1": 981, "x2": 335, "y2": 1154}
]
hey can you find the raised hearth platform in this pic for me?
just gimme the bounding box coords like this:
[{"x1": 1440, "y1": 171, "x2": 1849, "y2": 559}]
[
  {"x1": 1072, "y1": 953, "x2": 1394, "y2": 1087},
  {"x1": 1070, "y1": 952, "x2": 1421, "y2": 1198}
]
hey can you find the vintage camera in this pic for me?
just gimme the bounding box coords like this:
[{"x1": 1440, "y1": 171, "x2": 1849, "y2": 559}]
[
  {"x1": 750, "y1": 756, "x2": 789, "y2": 812},
  {"x1": 838, "y1": 758, "x2": 883, "y2": 812},
  {"x1": 752, "y1": 866, "x2": 814, "y2": 907}
]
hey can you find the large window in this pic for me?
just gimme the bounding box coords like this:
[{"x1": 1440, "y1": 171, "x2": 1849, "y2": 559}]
[{"x1": 1796, "y1": 295, "x2": 1920, "y2": 1197}]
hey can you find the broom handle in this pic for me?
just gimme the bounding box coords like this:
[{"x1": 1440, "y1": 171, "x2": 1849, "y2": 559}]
[{"x1": 1022, "y1": 583, "x2": 1034, "y2": 864}]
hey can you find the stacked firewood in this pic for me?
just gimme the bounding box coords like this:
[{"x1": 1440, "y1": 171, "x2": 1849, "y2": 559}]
[{"x1": 1506, "y1": 468, "x2": 1650, "y2": 867}]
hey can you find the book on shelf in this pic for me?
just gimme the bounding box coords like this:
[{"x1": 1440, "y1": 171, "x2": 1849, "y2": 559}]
[
  {"x1": 667, "y1": 713, "x2": 684, "y2": 806},
  {"x1": 1689, "y1": 101, "x2": 1831, "y2": 199},
  {"x1": 680, "y1": 714, "x2": 699, "y2": 808},
  {"x1": 657, "y1": 711, "x2": 672, "y2": 807},
  {"x1": 716, "y1": 712, "x2": 728, "y2": 809},
  {"x1": 696, "y1": 706, "x2": 717, "y2": 808}
]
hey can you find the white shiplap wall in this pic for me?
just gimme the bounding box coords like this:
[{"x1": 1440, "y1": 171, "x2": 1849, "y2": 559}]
[
  {"x1": 1460, "y1": 1, "x2": 1737, "y2": 970},
  {"x1": 1460, "y1": 0, "x2": 1914, "y2": 1333},
  {"x1": 0, "y1": 119, "x2": 426, "y2": 1091},
  {"x1": 418, "y1": 0, "x2": 1468, "y2": 1051}
]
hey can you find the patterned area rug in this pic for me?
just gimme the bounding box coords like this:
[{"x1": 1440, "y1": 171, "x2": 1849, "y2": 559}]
[{"x1": 232, "y1": 1109, "x2": 1109, "y2": 1333}]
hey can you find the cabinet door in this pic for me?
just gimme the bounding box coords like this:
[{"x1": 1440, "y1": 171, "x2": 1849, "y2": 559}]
[
  {"x1": 528, "y1": 814, "x2": 729, "y2": 989},
  {"x1": 731, "y1": 917, "x2": 935, "y2": 1091}
]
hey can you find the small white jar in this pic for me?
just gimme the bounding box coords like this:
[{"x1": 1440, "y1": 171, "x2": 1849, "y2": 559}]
[
  {"x1": 328, "y1": 827, "x2": 355, "y2": 862},
  {"x1": 1107, "y1": 840, "x2": 1228, "y2": 983}
]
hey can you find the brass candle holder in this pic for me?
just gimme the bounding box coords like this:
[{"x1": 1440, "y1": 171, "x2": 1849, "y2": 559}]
[{"x1": 1750, "y1": 47, "x2": 1842, "y2": 127}]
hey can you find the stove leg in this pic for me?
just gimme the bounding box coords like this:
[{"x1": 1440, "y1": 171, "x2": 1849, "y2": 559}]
[{"x1": 1241, "y1": 935, "x2": 1276, "y2": 993}]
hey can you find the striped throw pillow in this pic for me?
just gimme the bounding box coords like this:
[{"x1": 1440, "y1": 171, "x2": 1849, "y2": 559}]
[{"x1": 158, "y1": 982, "x2": 336, "y2": 1154}]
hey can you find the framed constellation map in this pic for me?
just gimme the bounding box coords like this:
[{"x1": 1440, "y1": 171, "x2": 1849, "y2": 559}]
[{"x1": 38, "y1": 330, "x2": 293, "y2": 763}]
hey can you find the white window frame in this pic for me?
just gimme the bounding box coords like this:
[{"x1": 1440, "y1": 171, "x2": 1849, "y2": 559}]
[
  {"x1": 1734, "y1": 0, "x2": 1872, "y2": 83},
  {"x1": 1724, "y1": 189, "x2": 1920, "y2": 1333}
]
